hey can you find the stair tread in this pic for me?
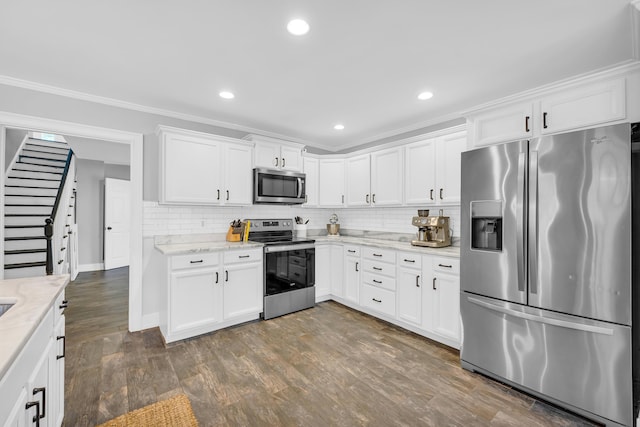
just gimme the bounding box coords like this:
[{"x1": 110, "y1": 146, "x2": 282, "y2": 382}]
[
  {"x1": 4, "y1": 261, "x2": 46, "y2": 269},
  {"x1": 5, "y1": 236, "x2": 47, "y2": 241},
  {"x1": 12, "y1": 169, "x2": 63, "y2": 175},
  {"x1": 5, "y1": 194, "x2": 56, "y2": 198},
  {"x1": 19, "y1": 155, "x2": 67, "y2": 163},
  {"x1": 5, "y1": 249, "x2": 47, "y2": 255},
  {"x1": 16, "y1": 161, "x2": 65, "y2": 169},
  {"x1": 5, "y1": 214, "x2": 50, "y2": 217},
  {"x1": 5, "y1": 225, "x2": 45, "y2": 228}
]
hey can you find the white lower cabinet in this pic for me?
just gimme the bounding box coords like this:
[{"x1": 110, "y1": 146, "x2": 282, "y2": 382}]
[
  {"x1": 343, "y1": 245, "x2": 361, "y2": 304},
  {"x1": 396, "y1": 252, "x2": 422, "y2": 327},
  {"x1": 159, "y1": 248, "x2": 263, "y2": 343},
  {"x1": 424, "y1": 257, "x2": 461, "y2": 344},
  {"x1": 1, "y1": 293, "x2": 67, "y2": 427},
  {"x1": 330, "y1": 245, "x2": 344, "y2": 297},
  {"x1": 360, "y1": 283, "x2": 396, "y2": 317},
  {"x1": 314, "y1": 244, "x2": 332, "y2": 300}
]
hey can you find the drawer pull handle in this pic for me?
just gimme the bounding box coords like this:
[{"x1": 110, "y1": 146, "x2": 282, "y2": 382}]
[
  {"x1": 373, "y1": 279, "x2": 382, "y2": 284},
  {"x1": 438, "y1": 263, "x2": 452, "y2": 268},
  {"x1": 433, "y1": 277, "x2": 437, "y2": 290},
  {"x1": 416, "y1": 275, "x2": 420, "y2": 287},
  {"x1": 373, "y1": 253, "x2": 382, "y2": 257},
  {"x1": 373, "y1": 266, "x2": 382, "y2": 271},
  {"x1": 372, "y1": 298, "x2": 382, "y2": 303},
  {"x1": 25, "y1": 401, "x2": 40, "y2": 426},
  {"x1": 190, "y1": 260, "x2": 204, "y2": 264},
  {"x1": 238, "y1": 255, "x2": 250, "y2": 258},
  {"x1": 225, "y1": 270, "x2": 229, "y2": 282},
  {"x1": 33, "y1": 387, "x2": 46, "y2": 419},
  {"x1": 56, "y1": 335, "x2": 66, "y2": 360},
  {"x1": 215, "y1": 272, "x2": 219, "y2": 284},
  {"x1": 348, "y1": 249, "x2": 356, "y2": 253},
  {"x1": 404, "y1": 259, "x2": 415, "y2": 263},
  {"x1": 59, "y1": 300, "x2": 68, "y2": 309}
]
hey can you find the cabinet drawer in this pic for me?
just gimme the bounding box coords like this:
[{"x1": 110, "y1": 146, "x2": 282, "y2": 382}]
[
  {"x1": 224, "y1": 248, "x2": 262, "y2": 264},
  {"x1": 397, "y1": 252, "x2": 422, "y2": 269},
  {"x1": 360, "y1": 283, "x2": 396, "y2": 317},
  {"x1": 171, "y1": 252, "x2": 220, "y2": 270},
  {"x1": 363, "y1": 259, "x2": 396, "y2": 278},
  {"x1": 433, "y1": 257, "x2": 459, "y2": 274},
  {"x1": 362, "y1": 271, "x2": 396, "y2": 291},
  {"x1": 344, "y1": 245, "x2": 361, "y2": 257},
  {"x1": 363, "y1": 247, "x2": 395, "y2": 262}
]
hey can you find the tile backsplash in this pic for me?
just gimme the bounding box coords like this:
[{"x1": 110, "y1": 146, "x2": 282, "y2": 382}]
[{"x1": 143, "y1": 201, "x2": 460, "y2": 238}]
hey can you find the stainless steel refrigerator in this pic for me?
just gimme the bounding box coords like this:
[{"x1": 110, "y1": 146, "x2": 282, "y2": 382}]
[{"x1": 460, "y1": 123, "x2": 639, "y2": 427}]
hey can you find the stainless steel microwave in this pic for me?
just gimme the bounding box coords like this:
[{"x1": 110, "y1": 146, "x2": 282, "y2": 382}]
[{"x1": 253, "y1": 168, "x2": 306, "y2": 204}]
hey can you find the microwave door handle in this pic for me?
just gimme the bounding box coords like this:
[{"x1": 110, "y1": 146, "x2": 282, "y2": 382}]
[{"x1": 297, "y1": 177, "x2": 303, "y2": 198}]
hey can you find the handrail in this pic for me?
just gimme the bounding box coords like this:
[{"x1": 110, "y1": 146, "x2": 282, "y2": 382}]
[
  {"x1": 51, "y1": 150, "x2": 74, "y2": 221},
  {"x1": 45, "y1": 149, "x2": 74, "y2": 275}
]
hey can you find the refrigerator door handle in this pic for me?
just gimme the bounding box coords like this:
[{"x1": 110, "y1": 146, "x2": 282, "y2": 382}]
[
  {"x1": 528, "y1": 151, "x2": 539, "y2": 295},
  {"x1": 516, "y1": 151, "x2": 527, "y2": 292},
  {"x1": 467, "y1": 297, "x2": 614, "y2": 336}
]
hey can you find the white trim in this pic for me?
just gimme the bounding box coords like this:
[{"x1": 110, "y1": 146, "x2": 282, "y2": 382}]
[
  {"x1": 5, "y1": 134, "x2": 28, "y2": 178},
  {"x1": 462, "y1": 60, "x2": 640, "y2": 116},
  {"x1": 78, "y1": 263, "x2": 105, "y2": 272},
  {"x1": 0, "y1": 74, "x2": 313, "y2": 146},
  {"x1": 141, "y1": 312, "x2": 160, "y2": 330},
  {"x1": 0, "y1": 111, "x2": 145, "y2": 332}
]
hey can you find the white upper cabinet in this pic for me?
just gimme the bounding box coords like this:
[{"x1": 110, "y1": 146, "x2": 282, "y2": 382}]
[
  {"x1": 159, "y1": 129, "x2": 223, "y2": 205},
  {"x1": 246, "y1": 134, "x2": 304, "y2": 172},
  {"x1": 346, "y1": 154, "x2": 371, "y2": 207},
  {"x1": 223, "y1": 143, "x2": 253, "y2": 205},
  {"x1": 158, "y1": 126, "x2": 254, "y2": 206},
  {"x1": 405, "y1": 138, "x2": 436, "y2": 204},
  {"x1": 435, "y1": 131, "x2": 466, "y2": 205},
  {"x1": 319, "y1": 158, "x2": 345, "y2": 207},
  {"x1": 471, "y1": 102, "x2": 534, "y2": 147},
  {"x1": 467, "y1": 76, "x2": 627, "y2": 147},
  {"x1": 405, "y1": 130, "x2": 467, "y2": 206},
  {"x1": 302, "y1": 156, "x2": 319, "y2": 207},
  {"x1": 371, "y1": 147, "x2": 403, "y2": 206},
  {"x1": 539, "y1": 78, "x2": 625, "y2": 135}
]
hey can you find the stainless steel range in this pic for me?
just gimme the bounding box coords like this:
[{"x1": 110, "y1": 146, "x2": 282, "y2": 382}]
[{"x1": 246, "y1": 218, "x2": 315, "y2": 320}]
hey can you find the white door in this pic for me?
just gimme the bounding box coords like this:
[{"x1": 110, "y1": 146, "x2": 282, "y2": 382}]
[
  {"x1": 302, "y1": 157, "x2": 319, "y2": 207},
  {"x1": 371, "y1": 147, "x2": 403, "y2": 205},
  {"x1": 223, "y1": 143, "x2": 253, "y2": 205},
  {"x1": 104, "y1": 178, "x2": 131, "y2": 270},
  {"x1": 346, "y1": 154, "x2": 370, "y2": 207},
  {"x1": 318, "y1": 159, "x2": 345, "y2": 207},
  {"x1": 435, "y1": 132, "x2": 467, "y2": 205},
  {"x1": 405, "y1": 139, "x2": 436, "y2": 205}
]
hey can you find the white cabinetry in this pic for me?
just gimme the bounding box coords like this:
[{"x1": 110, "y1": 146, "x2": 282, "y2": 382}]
[
  {"x1": 396, "y1": 252, "x2": 422, "y2": 327},
  {"x1": 158, "y1": 126, "x2": 253, "y2": 206},
  {"x1": 314, "y1": 244, "x2": 332, "y2": 300},
  {"x1": 405, "y1": 130, "x2": 466, "y2": 205},
  {"x1": 346, "y1": 154, "x2": 370, "y2": 207},
  {"x1": 424, "y1": 257, "x2": 460, "y2": 344},
  {"x1": 343, "y1": 245, "x2": 361, "y2": 304},
  {"x1": 370, "y1": 147, "x2": 403, "y2": 206},
  {"x1": 468, "y1": 77, "x2": 626, "y2": 147},
  {"x1": 302, "y1": 157, "x2": 319, "y2": 207},
  {"x1": 159, "y1": 248, "x2": 263, "y2": 343},
  {"x1": 247, "y1": 135, "x2": 304, "y2": 172},
  {"x1": 360, "y1": 247, "x2": 396, "y2": 317},
  {"x1": 1, "y1": 292, "x2": 67, "y2": 427},
  {"x1": 330, "y1": 245, "x2": 344, "y2": 297},
  {"x1": 319, "y1": 159, "x2": 345, "y2": 207}
]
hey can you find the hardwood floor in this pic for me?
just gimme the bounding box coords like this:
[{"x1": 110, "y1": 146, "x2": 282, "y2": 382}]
[{"x1": 64, "y1": 270, "x2": 598, "y2": 426}]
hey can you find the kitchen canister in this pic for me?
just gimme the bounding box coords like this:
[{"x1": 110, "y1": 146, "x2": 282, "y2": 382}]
[{"x1": 294, "y1": 223, "x2": 308, "y2": 238}]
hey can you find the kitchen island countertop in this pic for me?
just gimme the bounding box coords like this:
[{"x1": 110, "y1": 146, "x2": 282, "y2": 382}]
[{"x1": 0, "y1": 274, "x2": 69, "y2": 379}]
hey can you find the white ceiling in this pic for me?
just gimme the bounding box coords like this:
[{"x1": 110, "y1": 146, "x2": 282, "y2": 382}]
[{"x1": 0, "y1": 1, "x2": 635, "y2": 151}]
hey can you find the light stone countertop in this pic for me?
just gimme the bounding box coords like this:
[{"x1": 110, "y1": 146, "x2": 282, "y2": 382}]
[
  {"x1": 155, "y1": 240, "x2": 264, "y2": 255},
  {"x1": 0, "y1": 274, "x2": 69, "y2": 379},
  {"x1": 312, "y1": 235, "x2": 460, "y2": 258}
]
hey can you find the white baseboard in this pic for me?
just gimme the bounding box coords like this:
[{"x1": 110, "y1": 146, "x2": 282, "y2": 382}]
[
  {"x1": 78, "y1": 263, "x2": 104, "y2": 272},
  {"x1": 141, "y1": 312, "x2": 160, "y2": 330}
]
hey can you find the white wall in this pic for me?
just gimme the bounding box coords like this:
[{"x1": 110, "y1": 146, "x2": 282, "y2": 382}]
[{"x1": 4, "y1": 128, "x2": 27, "y2": 170}]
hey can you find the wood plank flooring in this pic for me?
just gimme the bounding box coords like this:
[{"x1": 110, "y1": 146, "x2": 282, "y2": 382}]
[{"x1": 64, "y1": 269, "x2": 599, "y2": 426}]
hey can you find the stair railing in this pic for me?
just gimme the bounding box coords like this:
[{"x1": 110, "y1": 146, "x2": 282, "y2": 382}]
[{"x1": 45, "y1": 151, "x2": 75, "y2": 275}]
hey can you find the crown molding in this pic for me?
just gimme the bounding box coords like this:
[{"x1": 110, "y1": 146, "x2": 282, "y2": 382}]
[{"x1": 0, "y1": 74, "x2": 314, "y2": 146}]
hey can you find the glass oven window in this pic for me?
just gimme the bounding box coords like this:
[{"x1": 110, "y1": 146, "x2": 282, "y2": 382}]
[{"x1": 264, "y1": 248, "x2": 315, "y2": 295}]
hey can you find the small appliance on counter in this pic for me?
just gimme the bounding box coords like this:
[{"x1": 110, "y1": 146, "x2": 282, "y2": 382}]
[
  {"x1": 326, "y1": 213, "x2": 340, "y2": 236},
  {"x1": 411, "y1": 209, "x2": 451, "y2": 248}
]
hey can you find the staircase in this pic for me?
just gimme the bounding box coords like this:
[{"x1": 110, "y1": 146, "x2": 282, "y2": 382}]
[{"x1": 4, "y1": 137, "x2": 76, "y2": 279}]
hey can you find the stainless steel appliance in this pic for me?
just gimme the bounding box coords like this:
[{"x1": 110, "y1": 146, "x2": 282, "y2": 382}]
[
  {"x1": 246, "y1": 218, "x2": 315, "y2": 319},
  {"x1": 253, "y1": 168, "x2": 306, "y2": 204},
  {"x1": 411, "y1": 209, "x2": 451, "y2": 248},
  {"x1": 460, "y1": 123, "x2": 639, "y2": 427}
]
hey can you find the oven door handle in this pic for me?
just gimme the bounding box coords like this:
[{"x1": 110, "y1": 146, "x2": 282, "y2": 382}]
[{"x1": 264, "y1": 243, "x2": 315, "y2": 253}]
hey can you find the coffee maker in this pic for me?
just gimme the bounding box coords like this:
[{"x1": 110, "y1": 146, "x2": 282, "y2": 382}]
[{"x1": 411, "y1": 209, "x2": 451, "y2": 248}]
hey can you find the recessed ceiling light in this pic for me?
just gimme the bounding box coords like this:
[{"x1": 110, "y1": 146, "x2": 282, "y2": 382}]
[
  {"x1": 334, "y1": 124, "x2": 345, "y2": 130},
  {"x1": 287, "y1": 19, "x2": 310, "y2": 36},
  {"x1": 219, "y1": 91, "x2": 235, "y2": 99},
  {"x1": 418, "y1": 91, "x2": 434, "y2": 100}
]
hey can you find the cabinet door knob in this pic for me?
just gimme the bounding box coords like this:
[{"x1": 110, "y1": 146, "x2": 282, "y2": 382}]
[
  {"x1": 274, "y1": 157, "x2": 279, "y2": 167},
  {"x1": 355, "y1": 262, "x2": 359, "y2": 272},
  {"x1": 282, "y1": 158, "x2": 286, "y2": 168},
  {"x1": 32, "y1": 387, "x2": 46, "y2": 420},
  {"x1": 543, "y1": 112, "x2": 548, "y2": 129},
  {"x1": 366, "y1": 194, "x2": 369, "y2": 204},
  {"x1": 525, "y1": 115, "x2": 530, "y2": 132},
  {"x1": 416, "y1": 275, "x2": 420, "y2": 287},
  {"x1": 217, "y1": 189, "x2": 220, "y2": 200},
  {"x1": 226, "y1": 190, "x2": 230, "y2": 201},
  {"x1": 430, "y1": 189, "x2": 434, "y2": 200},
  {"x1": 56, "y1": 336, "x2": 66, "y2": 360},
  {"x1": 215, "y1": 271, "x2": 219, "y2": 283},
  {"x1": 433, "y1": 277, "x2": 437, "y2": 290},
  {"x1": 225, "y1": 270, "x2": 229, "y2": 282},
  {"x1": 25, "y1": 401, "x2": 40, "y2": 426},
  {"x1": 342, "y1": 195, "x2": 344, "y2": 204},
  {"x1": 439, "y1": 188, "x2": 443, "y2": 200}
]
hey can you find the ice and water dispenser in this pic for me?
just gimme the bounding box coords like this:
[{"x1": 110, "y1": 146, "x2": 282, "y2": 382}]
[{"x1": 470, "y1": 201, "x2": 502, "y2": 251}]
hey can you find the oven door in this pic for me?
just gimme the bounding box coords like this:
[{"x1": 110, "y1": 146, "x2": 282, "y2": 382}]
[
  {"x1": 254, "y1": 168, "x2": 306, "y2": 204},
  {"x1": 264, "y1": 243, "x2": 315, "y2": 295}
]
